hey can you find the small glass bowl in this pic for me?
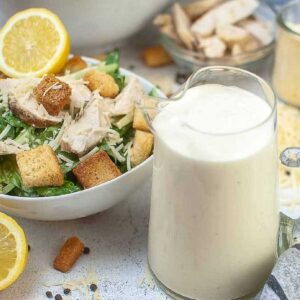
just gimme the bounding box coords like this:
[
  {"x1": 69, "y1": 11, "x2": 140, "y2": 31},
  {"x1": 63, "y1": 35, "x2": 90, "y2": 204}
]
[{"x1": 160, "y1": 1, "x2": 276, "y2": 72}]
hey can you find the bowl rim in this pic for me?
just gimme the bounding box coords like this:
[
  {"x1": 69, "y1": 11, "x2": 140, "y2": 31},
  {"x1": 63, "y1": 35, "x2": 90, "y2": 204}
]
[
  {"x1": 160, "y1": 0, "x2": 276, "y2": 65},
  {"x1": 1, "y1": 56, "x2": 163, "y2": 201}
]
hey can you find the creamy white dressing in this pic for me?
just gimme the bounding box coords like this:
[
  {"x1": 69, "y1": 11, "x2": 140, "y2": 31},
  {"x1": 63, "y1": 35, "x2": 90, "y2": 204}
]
[
  {"x1": 148, "y1": 84, "x2": 278, "y2": 299},
  {"x1": 153, "y1": 84, "x2": 273, "y2": 161}
]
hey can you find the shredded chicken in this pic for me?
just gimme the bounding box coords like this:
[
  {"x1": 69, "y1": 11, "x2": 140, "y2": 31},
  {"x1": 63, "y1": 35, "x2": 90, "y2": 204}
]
[
  {"x1": 61, "y1": 98, "x2": 109, "y2": 156},
  {"x1": 8, "y1": 93, "x2": 63, "y2": 128},
  {"x1": 0, "y1": 78, "x2": 63, "y2": 128},
  {"x1": 111, "y1": 77, "x2": 145, "y2": 116},
  {"x1": 60, "y1": 77, "x2": 93, "y2": 114}
]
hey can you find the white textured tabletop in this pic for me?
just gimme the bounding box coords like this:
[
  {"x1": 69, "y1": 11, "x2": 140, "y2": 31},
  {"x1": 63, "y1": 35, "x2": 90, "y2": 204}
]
[
  {"x1": 2, "y1": 180, "x2": 174, "y2": 300},
  {"x1": 1, "y1": 32, "x2": 299, "y2": 300}
]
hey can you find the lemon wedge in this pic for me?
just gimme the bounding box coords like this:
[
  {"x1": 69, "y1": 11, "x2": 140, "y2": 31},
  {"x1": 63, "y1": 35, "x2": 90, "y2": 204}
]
[
  {"x1": 0, "y1": 8, "x2": 70, "y2": 78},
  {"x1": 0, "y1": 212, "x2": 28, "y2": 291}
]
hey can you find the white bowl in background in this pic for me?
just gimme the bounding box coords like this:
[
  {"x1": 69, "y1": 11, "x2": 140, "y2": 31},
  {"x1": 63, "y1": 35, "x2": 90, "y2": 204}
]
[
  {"x1": 0, "y1": 57, "x2": 163, "y2": 221},
  {"x1": 0, "y1": 0, "x2": 170, "y2": 50}
]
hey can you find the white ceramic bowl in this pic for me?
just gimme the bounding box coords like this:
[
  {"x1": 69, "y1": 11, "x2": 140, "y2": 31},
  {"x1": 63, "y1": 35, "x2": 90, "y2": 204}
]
[
  {"x1": 0, "y1": 57, "x2": 162, "y2": 221},
  {"x1": 0, "y1": 0, "x2": 170, "y2": 50}
]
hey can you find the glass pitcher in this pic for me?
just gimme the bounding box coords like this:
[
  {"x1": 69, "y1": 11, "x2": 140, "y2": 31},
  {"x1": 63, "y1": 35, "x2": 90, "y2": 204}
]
[{"x1": 138, "y1": 66, "x2": 299, "y2": 300}]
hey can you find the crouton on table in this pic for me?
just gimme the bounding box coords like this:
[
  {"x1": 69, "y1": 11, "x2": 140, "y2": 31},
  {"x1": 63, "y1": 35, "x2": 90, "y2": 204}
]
[
  {"x1": 83, "y1": 70, "x2": 119, "y2": 98},
  {"x1": 33, "y1": 74, "x2": 71, "y2": 116},
  {"x1": 64, "y1": 55, "x2": 87, "y2": 74},
  {"x1": 131, "y1": 130, "x2": 154, "y2": 166},
  {"x1": 16, "y1": 145, "x2": 64, "y2": 188},
  {"x1": 142, "y1": 45, "x2": 172, "y2": 67},
  {"x1": 53, "y1": 236, "x2": 84, "y2": 273},
  {"x1": 73, "y1": 151, "x2": 121, "y2": 189}
]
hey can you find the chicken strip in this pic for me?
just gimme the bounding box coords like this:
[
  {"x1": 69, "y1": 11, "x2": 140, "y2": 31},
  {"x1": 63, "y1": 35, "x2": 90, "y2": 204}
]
[
  {"x1": 201, "y1": 36, "x2": 227, "y2": 58},
  {"x1": 160, "y1": 24, "x2": 182, "y2": 44},
  {"x1": 191, "y1": 10, "x2": 216, "y2": 37},
  {"x1": 191, "y1": 0, "x2": 259, "y2": 38},
  {"x1": 153, "y1": 14, "x2": 172, "y2": 27},
  {"x1": 216, "y1": 24, "x2": 250, "y2": 47},
  {"x1": 238, "y1": 19, "x2": 273, "y2": 45},
  {"x1": 184, "y1": 0, "x2": 224, "y2": 20},
  {"x1": 172, "y1": 3, "x2": 197, "y2": 50}
]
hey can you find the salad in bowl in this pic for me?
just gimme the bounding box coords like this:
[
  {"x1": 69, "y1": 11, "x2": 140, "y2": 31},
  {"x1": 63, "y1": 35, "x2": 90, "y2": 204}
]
[{"x1": 0, "y1": 52, "x2": 160, "y2": 220}]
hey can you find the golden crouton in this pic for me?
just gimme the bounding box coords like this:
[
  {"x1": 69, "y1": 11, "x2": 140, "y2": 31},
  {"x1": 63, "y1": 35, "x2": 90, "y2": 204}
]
[
  {"x1": 83, "y1": 70, "x2": 119, "y2": 98},
  {"x1": 33, "y1": 75, "x2": 71, "y2": 116},
  {"x1": 64, "y1": 55, "x2": 87, "y2": 74},
  {"x1": 73, "y1": 151, "x2": 121, "y2": 188},
  {"x1": 142, "y1": 45, "x2": 172, "y2": 67},
  {"x1": 131, "y1": 130, "x2": 154, "y2": 166},
  {"x1": 133, "y1": 108, "x2": 149, "y2": 132},
  {"x1": 133, "y1": 97, "x2": 157, "y2": 132},
  {"x1": 16, "y1": 145, "x2": 64, "y2": 188}
]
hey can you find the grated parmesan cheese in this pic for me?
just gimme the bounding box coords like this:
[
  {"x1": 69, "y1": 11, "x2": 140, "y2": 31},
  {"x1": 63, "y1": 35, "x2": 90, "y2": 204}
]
[
  {"x1": 42, "y1": 82, "x2": 62, "y2": 97},
  {"x1": 108, "y1": 144, "x2": 125, "y2": 163},
  {"x1": 49, "y1": 113, "x2": 72, "y2": 151},
  {"x1": 126, "y1": 141, "x2": 133, "y2": 171},
  {"x1": 115, "y1": 143, "x2": 124, "y2": 152},
  {"x1": 57, "y1": 154, "x2": 74, "y2": 165},
  {"x1": 79, "y1": 146, "x2": 99, "y2": 162}
]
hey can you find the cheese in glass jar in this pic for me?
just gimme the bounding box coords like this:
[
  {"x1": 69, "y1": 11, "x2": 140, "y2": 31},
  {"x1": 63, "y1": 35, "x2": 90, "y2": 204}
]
[{"x1": 273, "y1": 0, "x2": 300, "y2": 106}]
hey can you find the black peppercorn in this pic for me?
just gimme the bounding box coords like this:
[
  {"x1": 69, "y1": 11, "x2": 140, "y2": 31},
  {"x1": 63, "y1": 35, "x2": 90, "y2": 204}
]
[
  {"x1": 90, "y1": 283, "x2": 98, "y2": 292},
  {"x1": 83, "y1": 247, "x2": 90, "y2": 254},
  {"x1": 55, "y1": 294, "x2": 63, "y2": 300},
  {"x1": 45, "y1": 291, "x2": 53, "y2": 298},
  {"x1": 63, "y1": 288, "x2": 71, "y2": 295}
]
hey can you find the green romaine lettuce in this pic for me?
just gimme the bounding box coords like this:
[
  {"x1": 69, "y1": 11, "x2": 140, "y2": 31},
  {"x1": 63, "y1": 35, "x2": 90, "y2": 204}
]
[
  {"x1": 69, "y1": 49, "x2": 120, "y2": 80},
  {"x1": 33, "y1": 181, "x2": 81, "y2": 197}
]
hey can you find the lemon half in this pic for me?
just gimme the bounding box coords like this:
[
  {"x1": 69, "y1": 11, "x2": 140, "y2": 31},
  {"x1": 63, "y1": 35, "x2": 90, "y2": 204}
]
[
  {"x1": 0, "y1": 8, "x2": 70, "y2": 78},
  {"x1": 0, "y1": 212, "x2": 28, "y2": 291}
]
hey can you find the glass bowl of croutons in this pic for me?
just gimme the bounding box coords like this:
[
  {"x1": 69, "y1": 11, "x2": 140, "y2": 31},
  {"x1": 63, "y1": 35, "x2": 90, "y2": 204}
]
[{"x1": 155, "y1": 0, "x2": 276, "y2": 71}]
